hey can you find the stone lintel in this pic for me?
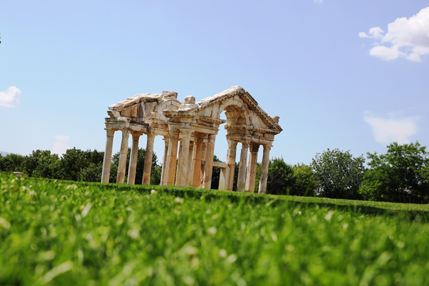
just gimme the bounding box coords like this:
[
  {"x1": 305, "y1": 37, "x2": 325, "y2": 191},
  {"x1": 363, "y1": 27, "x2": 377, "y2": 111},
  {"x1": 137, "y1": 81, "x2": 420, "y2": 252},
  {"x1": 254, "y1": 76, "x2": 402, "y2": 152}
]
[
  {"x1": 212, "y1": 161, "x2": 228, "y2": 169},
  {"x1": 199, "y1": 116, "x2": 226, "y2": 125}
]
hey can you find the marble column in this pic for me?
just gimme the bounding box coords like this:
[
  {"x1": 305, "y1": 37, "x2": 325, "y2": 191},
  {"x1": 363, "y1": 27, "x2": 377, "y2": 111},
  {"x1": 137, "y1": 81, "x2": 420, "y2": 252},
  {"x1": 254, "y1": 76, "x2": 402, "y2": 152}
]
[
  {"x1": 203, "y1": 134, "x2": 216, "y2": 189},
  {"x1": 225, "y1": 140, "x2": 238, "y2": 191},
  {"x1": 200, "y1": 142, "x2": 208, "y2": 187},
  {"x1": 219, "y1": 167, "x2": 227, "y2": 190},
  {"x1": 142, "y1": 133, "x2": 155, "y2": 185},
  {"x1": 160, "y1": 136, "x2": 169, "y2": 185},
  {"x1": 176, "y1": 129, "x2": 192, "y2": 186},
  {"x1": 175, "y1": 140, "x2": 183, "y2": 185},
  {"x1": 237, "y1": 141, "x2": 249, "y2": 193},
  {"x1": 116, "y1": 129, "x2": 130, "y2": 184},
  {"x1": 187, "y1": 141, "x2": 194, "y2": 186},
  {"x1": 258, "y1": 144, "x2": 272, "y2": 194},
  {"x1": 192, "y1": 133, "x2": 205, "y2": 187},
  {"x1": 245, "y1": 143, "x2": 259, "y2": 193},
  {"x1": 127, "y1": 132, "x2": 140, "y2": 185},
  {"x1": 165, "y1": 129, "x2": 179, "y2": 186},
  {"x1": 101, "y1": 129, "x2": 115, "y2": 183}
]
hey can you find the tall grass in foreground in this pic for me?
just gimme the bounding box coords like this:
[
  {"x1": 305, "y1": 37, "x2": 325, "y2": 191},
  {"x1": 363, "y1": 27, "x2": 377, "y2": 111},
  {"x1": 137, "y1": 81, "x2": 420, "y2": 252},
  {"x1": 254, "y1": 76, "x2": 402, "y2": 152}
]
[{"x1": 1, "y1": 173, "x2": 429, "y2": 285}]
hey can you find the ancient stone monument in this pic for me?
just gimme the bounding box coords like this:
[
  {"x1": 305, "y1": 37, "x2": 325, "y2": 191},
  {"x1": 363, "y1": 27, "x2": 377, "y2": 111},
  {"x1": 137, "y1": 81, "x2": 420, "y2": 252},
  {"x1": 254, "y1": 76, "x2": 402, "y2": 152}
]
[{"x1": 101, "y1": 86, "x2": 282, "y2": 193}]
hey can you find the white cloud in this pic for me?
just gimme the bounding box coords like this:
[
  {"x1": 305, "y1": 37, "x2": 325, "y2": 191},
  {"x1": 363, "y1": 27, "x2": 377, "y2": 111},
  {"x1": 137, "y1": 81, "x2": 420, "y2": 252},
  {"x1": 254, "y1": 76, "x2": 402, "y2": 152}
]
[
  {"x1": 364, "y1": 113, "x2": 419, "y2": 145},
  {"x1": 314, "y1": 0, "x2": 323, "y2": 3},
  {"x1": 52, "y1": 135, "x2": 70, "y2": 156},
  {"x1": 0, "y1": 86, "x2": 21, "y2": 108},
  {"x1": 359, "y1": 27, "x2": 384, "y2": 39},
  {"x1": 360, "y1": 7, "x2": 429, "y2": 62}
]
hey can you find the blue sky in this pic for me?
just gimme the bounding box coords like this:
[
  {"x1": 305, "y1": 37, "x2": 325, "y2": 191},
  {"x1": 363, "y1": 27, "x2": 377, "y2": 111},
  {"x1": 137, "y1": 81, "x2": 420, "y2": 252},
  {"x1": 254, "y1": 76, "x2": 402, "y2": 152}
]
[{"x1": 1, "y1": 0, "x2": 429, "y2": 166}]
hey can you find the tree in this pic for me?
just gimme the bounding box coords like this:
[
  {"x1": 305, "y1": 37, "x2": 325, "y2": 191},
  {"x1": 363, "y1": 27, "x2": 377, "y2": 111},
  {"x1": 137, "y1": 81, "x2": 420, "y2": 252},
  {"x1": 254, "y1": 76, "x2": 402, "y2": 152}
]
[
  {"x1": 0, "y1": 153, "x2": 26, "y2": 172},
  {"x1": 311, "y1": 149, "x2": 365, "y2": 200},
  {"x1": 22, "y1": 150, "x2": 60, "y2": 178},
  {"x1": 266, "y1": 158, "x2": 295, "y2": 195},
  {"x1": 291, "y1": 163, "x2": 318, "y2": 197},
  {"x1": 57, "y1": 148, "x2": 91, "y2": 181},
  {"x1": 359, "y1": 142, "x2": 429, "y2": 203}
]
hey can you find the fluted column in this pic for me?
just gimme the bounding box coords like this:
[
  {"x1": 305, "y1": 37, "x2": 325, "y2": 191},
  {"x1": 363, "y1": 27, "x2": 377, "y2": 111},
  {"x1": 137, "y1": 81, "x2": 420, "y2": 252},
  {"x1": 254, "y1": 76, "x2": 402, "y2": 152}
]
[
  {"x1": 101, "y1": 129, "x2": 115, "y2": 183},
  {"x1": 237, "y1": 141, "x2": 249, "y2": 193},
  {"x1": 127, "y1": 132, "x2": 140, "y2": 185},
  {"x1": 165, "y1": 129, "x2": 179, "y2": 186},
  {"x1": 116, "y1": 129, "x2": 130, "y2": 184},
  {"x1": 245, "y1": 143, "x2": 259, "y2": 193},
  {"x1": 160, "y1": 136, "x2": 169, "y2": 185},
  {"x1": 176, "y1": 129, "x2": 192, "y2": 186},
  {"x1": 192, "y1": 133, "x2": 205, "y2": 187},
  {"x1": 258, "y1": 144, "x2": 272, "y2": 194},
  {"x1": 142, "y1": 133, "x2": 155, "y2": 185},
  {"x1": 224, "y1": 140, "x2": 238, "y2": 191},
  {"x1": 203, "y1": 134, "x2": 216, "y2": 189}
]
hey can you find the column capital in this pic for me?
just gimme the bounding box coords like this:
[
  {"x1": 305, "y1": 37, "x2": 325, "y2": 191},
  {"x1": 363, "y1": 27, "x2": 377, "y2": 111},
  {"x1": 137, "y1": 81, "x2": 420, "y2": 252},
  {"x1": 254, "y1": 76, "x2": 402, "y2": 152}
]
[
  {"x1": 241, "y1": 141, "x2": 250, "y2": 149},
  {"x1": 194, "y1": 132, "x2": 205, "y2": 143},
  {"x1": 131, "y1": 132, "x2": 142, "y2": 141},
  {"x1": 250, "y1": 143, "x2": 260, "y2": 153},
  {"x1": 207, "y1": 134, "x2": 216, "y2": 143},
  {"x1": 180, "y1": 129, "x2": 193, "y2": 138},
  {"x1": 106, "y1": 128, "x2": 116, "y2": 137},
  {"x1": 146, "y1": 133, "x2": 156, "y2": 141},
  {"x1": 121, "y1": 128, "x2": 130, "y2": 136},
  {"x1": 263, "y1": 144, "x2": 272, "y2": 152},
  {"x1": 169, "y1": 128, "x2": 179, "y2": 139},
  {"x1": 227, "y1": 139, "x2": 238, "y2": 149}
]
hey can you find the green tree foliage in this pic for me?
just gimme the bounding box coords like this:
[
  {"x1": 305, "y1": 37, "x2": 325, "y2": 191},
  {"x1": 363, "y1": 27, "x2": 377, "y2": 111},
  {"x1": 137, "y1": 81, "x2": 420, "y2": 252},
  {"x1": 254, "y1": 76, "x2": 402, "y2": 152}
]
[
  {"x1": 311, "y1": 149, "x2": 365, "y2": 200},
  {"x1": 0, "y1": 153, "x2": 25, "y2": 172},
  {"x1": 267, "y1": 158, "x2": 295, "y2": 195},
  {"x1": 57, "y1": 148, "x2": 91, "y2": 181},
  {"x1": 31, "y1": 151, "x2": 60, "y2": 179},
  {"x1": 210, "y1": 155, "x2": 223, "y2": 189},
  {"x1": 359, "y1": 142, "x2": 429, "y2": 203},
  {"x1": 291, "y1": 163, "x2": 318, "y2": 197}
]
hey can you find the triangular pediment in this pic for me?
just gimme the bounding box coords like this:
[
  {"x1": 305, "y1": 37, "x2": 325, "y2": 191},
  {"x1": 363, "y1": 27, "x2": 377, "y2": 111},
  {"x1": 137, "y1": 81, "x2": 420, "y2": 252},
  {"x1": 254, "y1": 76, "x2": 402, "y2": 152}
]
[{"x1": 194, "y1": 86, "x2": 282, "y2": 134}]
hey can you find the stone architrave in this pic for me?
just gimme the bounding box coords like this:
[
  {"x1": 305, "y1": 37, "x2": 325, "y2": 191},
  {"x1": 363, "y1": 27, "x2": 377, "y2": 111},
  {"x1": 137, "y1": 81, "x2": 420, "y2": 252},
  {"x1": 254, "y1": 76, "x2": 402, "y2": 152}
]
[
  {"x1": 101, "y1": 129, "x2": 115, "y2": 183},
  {"x1": 103, "y1": 86, "x2": 282, "y2": 194}
]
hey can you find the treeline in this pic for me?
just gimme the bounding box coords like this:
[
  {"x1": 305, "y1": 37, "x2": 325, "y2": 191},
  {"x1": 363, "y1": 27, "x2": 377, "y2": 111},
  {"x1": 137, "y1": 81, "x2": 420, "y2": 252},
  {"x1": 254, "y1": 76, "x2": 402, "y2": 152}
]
[
  {"x1": 1, "y1": 141, "x2": 429, "y2": 204},
  {"x1": 0, "y1": 148, "x2": 161, "y2": 184},
  {"x1": 263, "y1": 142, "x2": 429, "y2": 204}
]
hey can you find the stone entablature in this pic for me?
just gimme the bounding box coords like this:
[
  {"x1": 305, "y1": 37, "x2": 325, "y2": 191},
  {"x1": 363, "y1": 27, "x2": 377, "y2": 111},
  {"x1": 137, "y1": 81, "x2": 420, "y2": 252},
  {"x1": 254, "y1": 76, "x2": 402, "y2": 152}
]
[{"x1": 101, "y1": 86, "x2": 282, "y2": 194}]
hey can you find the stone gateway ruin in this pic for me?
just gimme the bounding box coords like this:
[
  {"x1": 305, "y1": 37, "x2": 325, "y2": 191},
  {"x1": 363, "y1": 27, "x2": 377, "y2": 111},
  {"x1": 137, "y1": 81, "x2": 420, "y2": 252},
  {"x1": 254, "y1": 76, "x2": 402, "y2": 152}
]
[{"x1": 101, "y1": 86, "x2": 282, "y2": 194}]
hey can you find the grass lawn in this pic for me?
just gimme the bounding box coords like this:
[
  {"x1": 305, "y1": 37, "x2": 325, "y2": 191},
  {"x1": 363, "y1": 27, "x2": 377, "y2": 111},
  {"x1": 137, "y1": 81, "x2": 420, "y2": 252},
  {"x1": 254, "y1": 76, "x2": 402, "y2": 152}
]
[{"x1": 1, "y1": 172, "x2": 429, "y2": 285}]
